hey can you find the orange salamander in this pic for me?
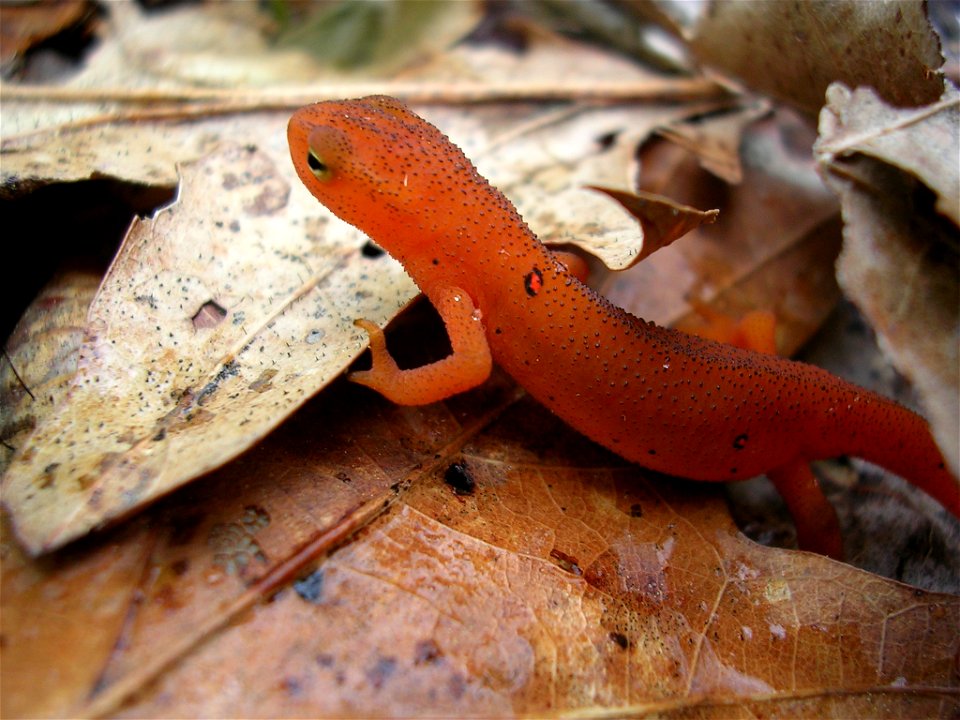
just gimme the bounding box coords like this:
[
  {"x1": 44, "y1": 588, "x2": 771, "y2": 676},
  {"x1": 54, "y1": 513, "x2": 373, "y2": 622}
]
[{"x1": 288, "y1": 96, "x2": 959, "y2": 559}]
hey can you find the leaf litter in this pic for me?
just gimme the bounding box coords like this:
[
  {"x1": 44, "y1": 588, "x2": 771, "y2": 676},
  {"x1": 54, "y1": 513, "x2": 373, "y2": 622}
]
[{"x1": 1, "y1": 1, "x2": 958, "y2": 717}]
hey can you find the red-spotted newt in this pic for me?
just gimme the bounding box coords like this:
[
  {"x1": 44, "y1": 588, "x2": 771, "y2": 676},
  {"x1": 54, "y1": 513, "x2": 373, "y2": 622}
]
[{"x1": 288, "y1": 96, "x2": 959, "y2": 559}]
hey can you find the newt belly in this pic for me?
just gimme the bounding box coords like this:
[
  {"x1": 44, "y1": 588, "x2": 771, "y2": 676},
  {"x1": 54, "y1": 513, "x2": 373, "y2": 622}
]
[{"x1": 288, "y1": 95, "x2": 959, "y2": 559}]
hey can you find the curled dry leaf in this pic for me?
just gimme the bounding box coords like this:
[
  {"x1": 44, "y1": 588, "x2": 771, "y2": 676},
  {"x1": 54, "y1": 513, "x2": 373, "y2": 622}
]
[
  {"x1": 689, "y1": 0, "x2": 944, "y2": 116},
  {"x1": 584, "y1": 185, "x2": 719, "y2": 268},
  {"x1": 653, "y1": 102, "x2": 772, "y2": 185},
  {"x1": 1, "y1": 143, "x2": 416, "y2": 554},
  {"x1": 816, "y1": 83, "x2": 960, "y2": 475},
  {"x1": 3, "y1": 374, "x2": 958, "y2": 718},
  {"x1": 817, "y1": 83, "x2": 960, "y2": 225}
]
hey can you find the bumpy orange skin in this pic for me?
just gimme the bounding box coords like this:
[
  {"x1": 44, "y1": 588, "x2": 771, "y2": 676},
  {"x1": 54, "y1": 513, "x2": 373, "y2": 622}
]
[{"x1": 288, "y1": 96, "x2": 958, "y2": 556}]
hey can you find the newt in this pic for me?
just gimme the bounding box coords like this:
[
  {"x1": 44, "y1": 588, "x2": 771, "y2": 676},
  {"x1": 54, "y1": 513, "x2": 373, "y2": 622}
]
[{"x1": 288, "y1": 95, "x2": 959, "y2": 559}]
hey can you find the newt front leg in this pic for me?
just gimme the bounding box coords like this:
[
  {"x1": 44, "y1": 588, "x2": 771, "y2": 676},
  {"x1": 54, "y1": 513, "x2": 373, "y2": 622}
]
[{"x1": 350, "y1": 285, "x2": 493, "y2": 405}]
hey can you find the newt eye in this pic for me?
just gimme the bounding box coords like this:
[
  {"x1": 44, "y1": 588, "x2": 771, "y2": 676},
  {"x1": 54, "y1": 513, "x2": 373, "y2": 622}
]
[
  {"x1": 306, "y1": 126, "x2": 349, "y2": 182},
  {"x1": 307, "y1": 148, "x2": 332, "y2": 181}
]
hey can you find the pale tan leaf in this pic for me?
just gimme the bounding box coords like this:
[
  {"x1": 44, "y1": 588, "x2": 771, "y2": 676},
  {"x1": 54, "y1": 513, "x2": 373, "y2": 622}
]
[
  {"x1": 816, "y1": 83, "x2": 960, "y2": 224},
  {"x1": 458, "y1": 102, "x2": 723, "y2": 272},
  {"x1": 2, "y1": 143, "x2": 416, "y2": 554}
]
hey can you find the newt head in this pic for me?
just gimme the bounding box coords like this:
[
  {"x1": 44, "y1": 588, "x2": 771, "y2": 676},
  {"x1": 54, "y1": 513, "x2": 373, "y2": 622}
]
[{"x1": 288, "y1": 95, "x2": 477, "y2": 248}]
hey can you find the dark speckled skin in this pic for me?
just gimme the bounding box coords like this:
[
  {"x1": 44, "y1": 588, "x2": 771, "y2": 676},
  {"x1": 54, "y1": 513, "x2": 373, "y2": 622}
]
[{"x1": 288, "y1": 96, "x2": 958, "y2": 520}]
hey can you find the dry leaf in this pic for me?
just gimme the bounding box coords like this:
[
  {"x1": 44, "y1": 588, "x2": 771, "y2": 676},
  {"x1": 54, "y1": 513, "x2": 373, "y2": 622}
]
[
  {"x1": 2, "y1": 368, "x2": 957, "y2": 718},
  {"x1": 672, "y1": 216, "x2": 844, "y2": 358},
  {"x1": 689, "y1": 0, "x2": 944, "y2": 116},
  {"x1": 816, "y1": 83, "x2": 960, "y2": 475},
  {"x1": 584, "y1": 185, "x2": 719, "y2": 267},
  {"x1": 0, "y1": 266, "x2": 100, "y2": 473},
  {"x1": 2, "y1": 143, "x2": 415, "y2": 554},
  {"x1": 653, "y1": 102, "x2": 771, "y2": 184},
  {"x1": 816, "y1": 83, "x2": 960, "y2": 224}
]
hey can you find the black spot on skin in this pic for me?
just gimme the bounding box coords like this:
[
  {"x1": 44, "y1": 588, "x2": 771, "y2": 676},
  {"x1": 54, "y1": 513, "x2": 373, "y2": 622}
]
[
  {"x1": 444, "y1": 462, "x2": 475, "y2": 495},
  {"x1": 630, "y1": 504, "x2": 643, "y2": 518},
  {"x1": 733, "y1": 433, "x2": 749, "y2": 450},
  {"x1": 524, "y1": 267, "x2": 543, "y2": 296}
]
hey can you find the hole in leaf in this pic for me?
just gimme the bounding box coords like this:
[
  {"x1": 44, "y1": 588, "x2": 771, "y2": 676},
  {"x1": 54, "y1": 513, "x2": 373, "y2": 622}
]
[{"x1": 192, "y1": 300, "x2": 227, "y2": 329}]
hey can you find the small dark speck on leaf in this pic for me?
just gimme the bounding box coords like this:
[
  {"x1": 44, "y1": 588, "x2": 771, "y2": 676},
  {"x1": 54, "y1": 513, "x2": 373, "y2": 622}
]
[
  {"x1": 280, "y1": 676, "x2": 303, "y2": 696},
  {"x1": 595, "y1": 130, "x2": 620, "y2": 150},
  {"x1": 414, "y1": 639, "x2": 443, "y2": 665},
  {"x1": 362, "y1": 241, "x2": 386, "y2": 258},
  {"x1": 293, "y1": 569, "x2": 325, "y2": 604},
  {"x1": 366, "y1": 656, "x2": 397, "y2": 690},
  {"x1": 550, "y1": 548, "x2": 582, "y2": 576},
  {"x1": 444, "y1": 462, "x2": 475, "y2": 495},
  {"x1": 610, "y1": 631, "x2": 629, "y2": 650}
]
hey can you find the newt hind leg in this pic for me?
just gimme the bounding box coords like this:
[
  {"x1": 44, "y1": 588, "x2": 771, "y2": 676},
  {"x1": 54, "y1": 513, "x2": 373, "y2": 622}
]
[{"x1": 767, "y1": 461, "x2": 843, "y2": 560}]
